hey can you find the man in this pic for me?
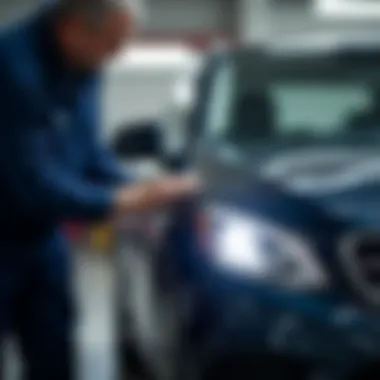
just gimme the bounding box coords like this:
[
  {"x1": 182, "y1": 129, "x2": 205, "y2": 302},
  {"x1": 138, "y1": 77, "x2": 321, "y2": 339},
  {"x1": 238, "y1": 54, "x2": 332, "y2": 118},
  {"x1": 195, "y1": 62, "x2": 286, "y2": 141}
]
[{"x1": 0, "y1": 0, "x2": 199, "y2": 379}]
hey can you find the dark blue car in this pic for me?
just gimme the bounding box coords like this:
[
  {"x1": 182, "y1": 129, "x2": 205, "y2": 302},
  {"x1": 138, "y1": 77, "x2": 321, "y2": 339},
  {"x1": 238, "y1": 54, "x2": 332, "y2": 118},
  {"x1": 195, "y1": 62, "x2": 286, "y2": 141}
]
[{"x1": 116, "y1": 34, "x2": 380, "y2": 380}]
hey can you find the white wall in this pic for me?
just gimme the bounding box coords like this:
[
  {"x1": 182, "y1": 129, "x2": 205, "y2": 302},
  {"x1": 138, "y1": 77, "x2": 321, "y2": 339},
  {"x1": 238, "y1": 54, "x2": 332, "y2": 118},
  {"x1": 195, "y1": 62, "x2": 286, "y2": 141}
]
[
  {"x1": 147, "y1": 0, "x2": 235, "y2": 33},
  {"x1": 0, "y1": 0, "x2": 38, "y2": 26},
  {"x1": 239, "y1": 0, "x2": 272, "y2": 43},
  {"x1": 103, "y1": 70, "x2": 182, "y2": 138},
  {"x1": 0, "y1": 0, "x2": 235, "y2": 32},
  {"x1": 269, "y1": 1, "x2": 380, "y2": 36},
  {"x1": 239, "y1": 0, "x2": 380, "y2": 42}
]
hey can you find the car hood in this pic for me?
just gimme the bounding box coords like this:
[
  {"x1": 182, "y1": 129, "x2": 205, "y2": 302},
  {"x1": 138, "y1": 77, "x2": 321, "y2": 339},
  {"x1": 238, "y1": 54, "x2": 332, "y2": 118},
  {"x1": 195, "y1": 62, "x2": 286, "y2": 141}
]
[
  {"x1": 258, "y1": 145, "x2": 380, "y2": 226},
  {"x1": 200, "y1": 142, "x2": 380, "y2": 229}
]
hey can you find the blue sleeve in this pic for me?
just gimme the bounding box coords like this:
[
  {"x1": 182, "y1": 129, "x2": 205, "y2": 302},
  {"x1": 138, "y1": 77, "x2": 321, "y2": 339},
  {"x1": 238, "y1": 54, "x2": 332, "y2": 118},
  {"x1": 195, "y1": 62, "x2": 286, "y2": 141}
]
[
  {"x1": 0, "y1": 74, "x2": 115, "y2": 224},
  {"x1": 0, "y1": 124, "x2": 115, "y2": 224},
  {"x1": 84, "y1": 78, "x2": 133, "y2": 185}
]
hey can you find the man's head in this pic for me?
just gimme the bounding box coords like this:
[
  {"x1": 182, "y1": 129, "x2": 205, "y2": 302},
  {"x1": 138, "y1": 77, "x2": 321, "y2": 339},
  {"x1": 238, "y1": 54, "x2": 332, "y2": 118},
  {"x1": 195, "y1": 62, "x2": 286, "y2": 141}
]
[{"x1": 54, "y1": 0, "x2": 138, "y2": 70}]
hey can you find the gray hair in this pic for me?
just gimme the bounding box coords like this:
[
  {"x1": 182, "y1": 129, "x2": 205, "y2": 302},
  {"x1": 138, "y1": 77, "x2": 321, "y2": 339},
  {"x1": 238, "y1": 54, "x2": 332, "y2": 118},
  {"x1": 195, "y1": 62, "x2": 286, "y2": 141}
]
[{"x1": 55, "y1": 0, "x2": 144, "y2": 24}]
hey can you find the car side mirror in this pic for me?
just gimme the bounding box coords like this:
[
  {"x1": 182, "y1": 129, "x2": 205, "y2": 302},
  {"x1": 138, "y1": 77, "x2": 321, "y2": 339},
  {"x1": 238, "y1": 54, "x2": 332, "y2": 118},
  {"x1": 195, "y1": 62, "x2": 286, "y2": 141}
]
[
  {"x1": 112, "y1": 120, "x2": 189, "y2": 172},
  {"x1": 111, "y1": 121, "x2": 162, "y2": 159}
]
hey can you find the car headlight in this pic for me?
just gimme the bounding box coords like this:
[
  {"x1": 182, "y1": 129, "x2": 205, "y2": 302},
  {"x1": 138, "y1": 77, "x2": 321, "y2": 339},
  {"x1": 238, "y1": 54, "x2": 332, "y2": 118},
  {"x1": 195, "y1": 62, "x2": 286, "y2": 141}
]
[{"x1": 204, "y1": 205, "x2": 329, "y2": 290}]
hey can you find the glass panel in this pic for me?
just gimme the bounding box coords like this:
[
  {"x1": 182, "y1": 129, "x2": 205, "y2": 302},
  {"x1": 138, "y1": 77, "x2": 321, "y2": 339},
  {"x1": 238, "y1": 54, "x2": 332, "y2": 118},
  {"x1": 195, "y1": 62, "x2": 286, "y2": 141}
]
[
  {"x1": 206, "y1": 61, "x2": 236, "y2": 138},
  {"x1": 270, "y1": 83, "x2": 373, "y2": 135},
  {"x1": 205, "y1": 56, "x2": 380, "y2": 144}
]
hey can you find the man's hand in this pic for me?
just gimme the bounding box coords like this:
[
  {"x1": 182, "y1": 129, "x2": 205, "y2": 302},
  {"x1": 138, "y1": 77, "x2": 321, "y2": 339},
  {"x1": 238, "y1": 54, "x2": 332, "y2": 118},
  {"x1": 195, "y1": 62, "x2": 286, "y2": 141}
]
[{"x1": 114, "y1": 174, "x2": 201, "y2": 214}]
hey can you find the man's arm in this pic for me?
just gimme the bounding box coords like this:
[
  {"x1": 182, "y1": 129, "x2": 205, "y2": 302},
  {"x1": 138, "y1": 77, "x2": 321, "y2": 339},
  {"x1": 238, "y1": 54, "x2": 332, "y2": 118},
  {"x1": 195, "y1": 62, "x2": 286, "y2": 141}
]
[
  {"x1": 0, "y1": 53, "x2": 120, "y2": 224},
  {"x1": 0, "y1": 117, "x2": 200, "y2": 227},
  {"x1": 0, "y1": 121, "x2": 116, "y2": 224},
  {"x1": 86, "y1": 131, "x2": 132, "y2": 185},
  {"x1": 0, "y1": 70, "x2": 200, "y2": 227}
]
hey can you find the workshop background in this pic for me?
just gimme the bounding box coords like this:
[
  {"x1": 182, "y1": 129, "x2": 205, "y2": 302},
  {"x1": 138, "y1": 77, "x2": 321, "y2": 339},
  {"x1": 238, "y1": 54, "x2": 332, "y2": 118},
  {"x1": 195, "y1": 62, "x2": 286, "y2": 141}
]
[{"x1": 2, "y1": 0, "x2": 380, "y2": 379}]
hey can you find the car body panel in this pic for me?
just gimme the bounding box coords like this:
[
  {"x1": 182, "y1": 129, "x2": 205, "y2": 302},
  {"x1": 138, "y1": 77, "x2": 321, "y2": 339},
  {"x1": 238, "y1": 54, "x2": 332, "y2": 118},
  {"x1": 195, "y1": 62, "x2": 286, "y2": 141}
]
[{"x1": 120, "y1": 35, "x2": 380, "y2": 379}]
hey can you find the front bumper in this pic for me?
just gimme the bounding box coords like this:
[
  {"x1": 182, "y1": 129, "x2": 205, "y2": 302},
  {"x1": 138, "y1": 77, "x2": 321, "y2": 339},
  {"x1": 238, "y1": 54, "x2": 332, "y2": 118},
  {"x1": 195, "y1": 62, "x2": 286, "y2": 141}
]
[
  {"x1": 184, "y1": 265, "x2": 380, "y2": 377},
  {"x1": 162, "y1": 208, "x2": 380, "y2": 378}
]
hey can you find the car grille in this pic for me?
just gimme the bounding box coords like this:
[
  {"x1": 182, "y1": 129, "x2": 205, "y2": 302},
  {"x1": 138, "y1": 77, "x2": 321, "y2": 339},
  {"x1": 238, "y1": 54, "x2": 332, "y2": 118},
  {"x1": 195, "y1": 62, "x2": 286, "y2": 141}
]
[{"x1": 341, "y1": 233, "x2": 380, "y2": 304}]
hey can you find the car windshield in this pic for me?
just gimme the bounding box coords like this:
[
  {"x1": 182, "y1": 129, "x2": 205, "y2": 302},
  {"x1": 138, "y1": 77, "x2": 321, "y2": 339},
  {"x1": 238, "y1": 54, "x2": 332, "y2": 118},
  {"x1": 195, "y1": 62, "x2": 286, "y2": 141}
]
[{"x1": 205, "y1": 51, "x2": 380, "y2": 146}]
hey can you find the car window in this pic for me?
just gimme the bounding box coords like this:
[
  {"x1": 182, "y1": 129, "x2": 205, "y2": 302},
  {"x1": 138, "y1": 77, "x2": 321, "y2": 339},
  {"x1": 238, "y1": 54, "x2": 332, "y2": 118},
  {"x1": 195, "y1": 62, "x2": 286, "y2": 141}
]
[
  {"x1": 271, "y1": 83, "x2": 373, "y2": 135},
  {"x1": 205, "y1": 55, "x2": 380, "y2": 144},
  {"x1": 206, "y1": 60, "x2": 236, "y2": 138}
]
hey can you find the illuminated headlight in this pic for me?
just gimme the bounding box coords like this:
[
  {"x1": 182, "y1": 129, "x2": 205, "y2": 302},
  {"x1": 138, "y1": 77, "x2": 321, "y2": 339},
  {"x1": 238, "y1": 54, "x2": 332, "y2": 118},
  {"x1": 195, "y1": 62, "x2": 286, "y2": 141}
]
[{"x1": 206, "y1": 205, "x2": 329, "y2": 290}]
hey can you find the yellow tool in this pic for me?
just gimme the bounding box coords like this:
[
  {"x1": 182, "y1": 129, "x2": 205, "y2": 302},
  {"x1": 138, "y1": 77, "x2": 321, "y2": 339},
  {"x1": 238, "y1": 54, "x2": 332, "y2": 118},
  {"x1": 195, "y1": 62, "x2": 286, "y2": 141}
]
[{"x1": 90, "y1": 223, "x2": 115, "y2": 253}]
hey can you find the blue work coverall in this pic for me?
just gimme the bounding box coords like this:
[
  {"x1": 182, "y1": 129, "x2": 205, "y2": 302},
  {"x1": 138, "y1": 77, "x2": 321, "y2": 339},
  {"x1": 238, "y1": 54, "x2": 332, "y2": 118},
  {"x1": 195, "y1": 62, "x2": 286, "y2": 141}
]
[{"x1": 0, "y1": 9, "x2": 127, "y2": 380}]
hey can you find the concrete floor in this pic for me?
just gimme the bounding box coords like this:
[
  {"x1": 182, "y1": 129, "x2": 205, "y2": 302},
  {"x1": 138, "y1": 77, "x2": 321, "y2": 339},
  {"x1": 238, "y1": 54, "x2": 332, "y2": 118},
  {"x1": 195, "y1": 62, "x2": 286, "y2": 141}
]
[
  {"x1": 4, "y1": 250, "x2": 117, "y2": 380},
  {"x1": 76, "y1": 250, "x2": 117, "y2": 380}
]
